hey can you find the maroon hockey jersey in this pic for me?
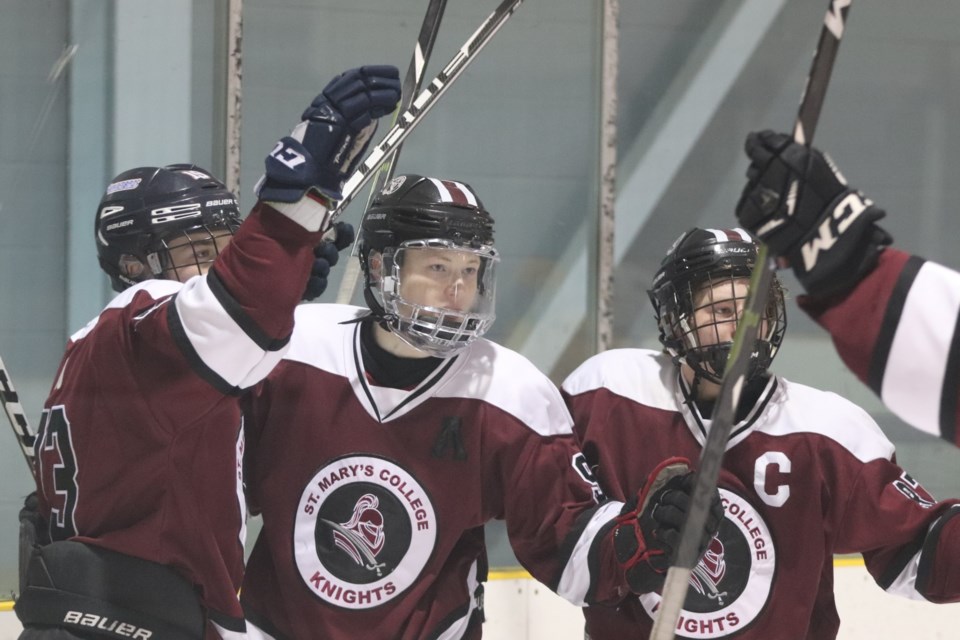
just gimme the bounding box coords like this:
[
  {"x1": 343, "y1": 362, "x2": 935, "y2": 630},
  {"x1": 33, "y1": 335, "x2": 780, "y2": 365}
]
[
  {"x1": 800, "y1": 248, "x2": 960, "y2": 447},
  {"x1": 33, "y1": 205, "x2": 322, "y2": 639},
  {"x1": 240, "y1": 304, "x2": 630, "y2": 640},
  {"x1": 563, "y1": 348, "x2": 960, "y2": 640}
]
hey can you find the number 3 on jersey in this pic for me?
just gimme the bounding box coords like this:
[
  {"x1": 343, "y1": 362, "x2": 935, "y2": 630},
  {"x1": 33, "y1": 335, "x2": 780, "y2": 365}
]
[{"x1": 36, "y1": 405, "x2": 79, "y2": 539}]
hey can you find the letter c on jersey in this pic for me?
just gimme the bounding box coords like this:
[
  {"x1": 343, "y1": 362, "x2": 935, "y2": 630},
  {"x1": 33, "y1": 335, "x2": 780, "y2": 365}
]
[{"x1": 754, "y1": 452, "x2": 791, "y2": 508}]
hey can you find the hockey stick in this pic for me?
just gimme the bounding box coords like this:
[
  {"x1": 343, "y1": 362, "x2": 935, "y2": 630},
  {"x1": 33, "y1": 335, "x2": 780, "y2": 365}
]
[
  {"x1": 0, "y1": 354, "x2": 37, "y2": 481},
  {"x1": 330, "y1": 0, "x2": 526, "y2": 224},
  {"x1": 335, "y1": 0, "x2": 449, "y2": 305},
  {"x1": 648, "y1": 2, "x2": 852, "y2": 638}
]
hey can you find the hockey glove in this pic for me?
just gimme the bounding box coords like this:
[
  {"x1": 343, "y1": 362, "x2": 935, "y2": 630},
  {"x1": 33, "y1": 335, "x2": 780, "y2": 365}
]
[
  {"x1": 735, "y1": 130, "x2": 892, "y2": 298},
  {"x1": 612, "y1": 457, "x2": 724, "y2": 595},
  {"x1": 257, "y1": 65, "x2": 402, "y2": 204},
  {"x1": 19, "y1": 492, "x2": 49, "y2": 595},
  {"x1": 302, "y1": 221, "x2": 355, "y2": 301}
]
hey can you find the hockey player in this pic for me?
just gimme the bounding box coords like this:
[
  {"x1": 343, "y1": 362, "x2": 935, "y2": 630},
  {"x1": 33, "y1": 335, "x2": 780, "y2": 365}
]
[
  {"x1": 563, "y1": 227, "x2": 960, "y2": 639},
  {"x1": 238, "y1": 175, "x2": 723, "y2": 640},
  {"x1": 736, "y1": 130, "x2": 960, "y2": 447},
  {"x1": 15, "y1": 66, "x2": 401, "y2": 640}
]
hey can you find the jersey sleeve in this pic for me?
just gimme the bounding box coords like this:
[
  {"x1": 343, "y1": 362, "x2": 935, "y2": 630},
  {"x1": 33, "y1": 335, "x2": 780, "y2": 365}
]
[
  {"x1": 562, "y1": 359, "x2": 643, "y2": 505},
  {"x1": 799, "y1": 248, "x2": 960, "y2": 446},
  {"x1": 487, "y1": 371, "x2": 628, "y2": 609},
  {"x1": 497, "y1": 424, "x2": 628, "y2": 607},
  {"x1": 167, "y1": 203, "x2": 323, "y2": 394},
  {"x1": 69, "y1": 203, "x2": 324, "y2": 432},
  {"x1": 833, "y1": 455, "x2": 960, "y2": 603}
]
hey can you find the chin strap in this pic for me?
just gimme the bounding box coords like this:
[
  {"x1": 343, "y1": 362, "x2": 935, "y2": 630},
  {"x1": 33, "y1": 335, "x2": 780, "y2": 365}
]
[{"x1": 337, "y1": 310, "x2": 395, "y2": 328}]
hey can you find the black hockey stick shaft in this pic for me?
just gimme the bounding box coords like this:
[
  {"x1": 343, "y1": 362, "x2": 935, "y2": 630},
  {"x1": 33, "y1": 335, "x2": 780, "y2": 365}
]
[
  {"x1": 0, "y1": 354, "x2": 37, "y2": 481},
  {"x1": 378, "y1": 0, "x2": 448, "y2": 187},
  {"x1": 330, "y1": 0, "x2": 526, "y2": 221},
  {"x1": 336, "y1": 0, "x2": 449, "y2": 303},
  {"x1": 649, "y1": 2, "x2": 852, "y2": 638}
]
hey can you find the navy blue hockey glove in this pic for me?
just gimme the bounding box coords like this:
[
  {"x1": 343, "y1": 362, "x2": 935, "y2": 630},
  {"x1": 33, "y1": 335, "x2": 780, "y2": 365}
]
[
  {"x1": 302, "y1": 221, "x2": 355, "y2": 301},
  {"x1": 735, "y1": 130, "x2": 892, "y2": 298},
  {"x1": 612, "y1": 457, "x2": 723, "y2": 595},
  {"x1": 258, "y1": 65, "x2": 402, "y2": 204}
]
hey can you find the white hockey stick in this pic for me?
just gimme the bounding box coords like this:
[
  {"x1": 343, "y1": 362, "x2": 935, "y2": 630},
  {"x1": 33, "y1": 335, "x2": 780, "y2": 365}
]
[
  {"x1": 648, "y1": 2, "x2": 853, "y2": 638},
  {"x1": 0, "y1": 354, "x2": 37, "y2": 480},
  {"x1": 336, "y1": 0, "x2": 450, "y2": 305}
]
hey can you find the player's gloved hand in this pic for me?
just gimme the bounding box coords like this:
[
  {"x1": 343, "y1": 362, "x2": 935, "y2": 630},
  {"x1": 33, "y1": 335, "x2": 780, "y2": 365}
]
[
  {"x1": 302, "y1": 222, "x2": 355, "y2": 301},
  {"x1": 19, "y1": 492, "x2": 49, "y2": 595},
  {"x1": 257, "y1": 65, "x2": 402, "y2": 205},
  {"x1": 735, "y1": 130, "x2": 893, "y2": 298},
  {"x1": 612, "y1": 457, "x2": 724, "y2": 595}
]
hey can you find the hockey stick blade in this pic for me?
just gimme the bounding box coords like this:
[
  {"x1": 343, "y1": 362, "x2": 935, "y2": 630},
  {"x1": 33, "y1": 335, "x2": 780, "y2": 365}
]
[
  {"x1": 330, "y1": 0, "x2": 526, "y2": 222},
  {"x1": 648, "y1": 2, "x2": 852, "y2": 638},
  {"x1": 0, "y1": 354, "x2": 37, "y2": 480},
  {"x1": 336, "y1": 0, "x2": 449, "y2": 305}
]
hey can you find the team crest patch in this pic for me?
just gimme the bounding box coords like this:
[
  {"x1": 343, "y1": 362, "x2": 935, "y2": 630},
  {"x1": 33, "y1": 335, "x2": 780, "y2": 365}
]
[
  {"x1": 294, "y1": 454, "x2": 437, "y2": 609},
  {"x1": 639, "y1": 489, "x2": 775, "y2": 638}
]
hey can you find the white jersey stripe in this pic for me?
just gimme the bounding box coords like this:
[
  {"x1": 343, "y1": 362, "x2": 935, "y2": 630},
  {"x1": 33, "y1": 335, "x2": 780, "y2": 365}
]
[
  {"x1": 881, "y1": 261, "x2": 960, "y2": 437},
  {"x1": 884, "y1": 547, "x2": 927, "y2": 601},
  {"x1": 70, "y1": 280, "x2": 181, "y2": 342},
  {"x1": 435, "y1": 559, "x2": 481, "y2": 640},
  {"x1": 555, "y1": 500, "x2": 624, "y2": 606},
  {"x1": 212, "y1": 623, "x2": 253, "y2": 640},
  {"x1": 175, "y1": 275, "x2": 286, "y2": 389},
  {"x1": 244, "y1": 620, "x2": 278, "y2": 640}
]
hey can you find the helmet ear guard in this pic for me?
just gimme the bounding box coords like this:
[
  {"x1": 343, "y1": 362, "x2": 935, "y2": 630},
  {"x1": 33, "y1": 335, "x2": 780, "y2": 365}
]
[
  {"x1": 358, "y1": 175, "x2": 498, "y2": 356},
  {"x1": 648, "y1": 227, "x2": 787, "y2": 384}
]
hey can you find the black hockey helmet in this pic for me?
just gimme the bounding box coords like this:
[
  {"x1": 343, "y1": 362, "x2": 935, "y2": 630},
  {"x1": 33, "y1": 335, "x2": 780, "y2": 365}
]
[
  {"x1": 95, "y1": 164, "x2": 241, "y2": 292},
  {"x1": 648, "y1": 227, "x2": 787, "y2": 384},
  {"x1": 357, "y1": 174, "x2": 499, "y2": 355}
]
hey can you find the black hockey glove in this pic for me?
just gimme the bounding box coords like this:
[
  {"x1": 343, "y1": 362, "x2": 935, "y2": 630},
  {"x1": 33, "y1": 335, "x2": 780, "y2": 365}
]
[
  {"x1": 735, "y1": 130, "x2": 893, "y2": 298},
  {"x1": 258, "y1": 65, "x2": 402, "y2": 204},
  {"x1": 302, "y1": 221, "x2": 355, "y2": 301},
  {"x1": 612, "y1": 457, "x2": 723, "y2": 595},
  {"x1": 19, "y1": 492, "x2": 49, "y2": 595}
]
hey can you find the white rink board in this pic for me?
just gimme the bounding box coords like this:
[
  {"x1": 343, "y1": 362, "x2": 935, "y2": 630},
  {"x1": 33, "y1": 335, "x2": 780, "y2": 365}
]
[
  {"x1": 1, "y1": 562, "x2": 958, "y2": 639},
  {"x1": 482, "y1": 561, "x2": 960, "y2": 640}
]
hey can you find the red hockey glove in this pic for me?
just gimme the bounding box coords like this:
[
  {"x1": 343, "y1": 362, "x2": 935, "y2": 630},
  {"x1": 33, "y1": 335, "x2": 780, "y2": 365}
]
[{"x1": 612, "y1": 457, "x2": 724, "y2": 595}]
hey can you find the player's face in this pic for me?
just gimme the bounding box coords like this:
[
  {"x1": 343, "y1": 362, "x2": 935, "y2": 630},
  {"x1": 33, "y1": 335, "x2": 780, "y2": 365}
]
[
  {"x1": 162, "y1": 228, "x2": 233, "y2": 283},
  {"x1": 398, "y1": 247, "x2": 480, "y2": 312},
  {"x1": 691, "y1": 277, "x2": 752, "y2": 347}
]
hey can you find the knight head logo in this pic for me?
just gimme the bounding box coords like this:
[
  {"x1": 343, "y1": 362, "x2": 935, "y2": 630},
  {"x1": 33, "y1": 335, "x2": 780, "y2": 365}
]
[
  {"x1": 690, "y1": 536, "x2": 729, "y2": 605},
  {"x1": 324, "y1": 493, "x2": 387, "y2": 576}
]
